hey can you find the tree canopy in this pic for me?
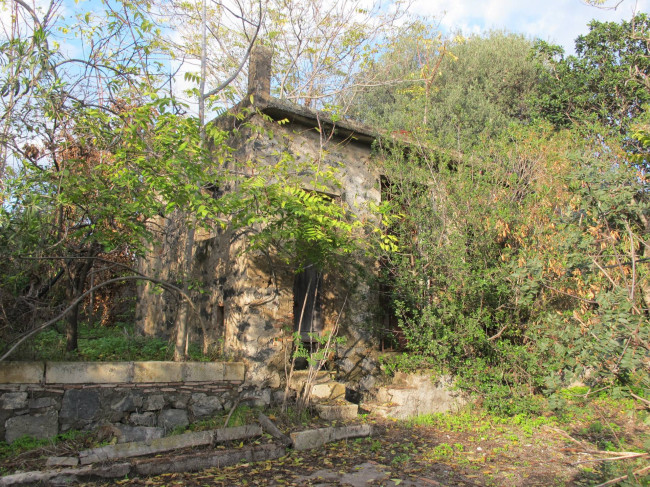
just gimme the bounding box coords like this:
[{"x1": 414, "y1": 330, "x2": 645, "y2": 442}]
[
  {"x1": 349, "y1": 15, "x2": 650, "y2": 410},
  {"x1": 351, "y1": 28, "x2": 542, "y2": 152},
  {"x1": 532, "y1": 14, "x2": 650, "y2": 146}
]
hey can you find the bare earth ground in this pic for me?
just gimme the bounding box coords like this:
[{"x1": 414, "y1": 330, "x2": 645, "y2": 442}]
[{"x1": 1, "y1": 396, "x2": 649, "y2": 486}]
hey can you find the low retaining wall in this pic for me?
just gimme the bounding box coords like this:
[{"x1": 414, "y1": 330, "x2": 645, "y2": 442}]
[
  {"x1": 0, "y1": 361, "x2": 254, "y2": 444},
  {"x1": 368, "y1": 373, "x2": 467, "y2": 420}
]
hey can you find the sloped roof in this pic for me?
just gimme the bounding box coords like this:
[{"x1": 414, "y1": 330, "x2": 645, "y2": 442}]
[
  {"x1": 257, "y1": 97, "x2": 379, "y2": 145},
  {"x1": 212, "y1": 94, "x2": 381, "y2": 147},
  {"x1": 212, "y1": 92, "x2": 462, "y2": 164}
]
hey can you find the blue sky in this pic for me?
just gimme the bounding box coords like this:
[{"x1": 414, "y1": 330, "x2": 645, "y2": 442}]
[
  {"x1": 4, "y1": 0, "x2": 649, "y2": 56},
  {"x1": 411, "y1": 0, "x2": 650, "y2": 54},
  {"x1": 3, "y1": 0, "x2": 649, "y2": 114}
]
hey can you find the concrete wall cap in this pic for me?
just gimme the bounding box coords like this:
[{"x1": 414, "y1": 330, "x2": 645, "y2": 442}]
[
  {"x1": 0, "y1": 361, "x2": 244, "y2": 385},
  {"x1": 0, "y1": 362, "x2": 45, "y2": 384}
]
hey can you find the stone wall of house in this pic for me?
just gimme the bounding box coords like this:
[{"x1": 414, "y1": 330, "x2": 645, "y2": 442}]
[
  {"x1": 136, "y1": 108, "x2": 384, "y2": 390},
  {"x1": 135, "y1": 213, "x2": 193, "y2": 341},
  {"x1": 0, "y1": 361, "x2": 272, "y2": 444}
]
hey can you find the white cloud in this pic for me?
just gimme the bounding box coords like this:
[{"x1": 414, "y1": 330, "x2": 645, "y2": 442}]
[{"x1": 411, "y1": 0, "x2": 650, "y2": 53}]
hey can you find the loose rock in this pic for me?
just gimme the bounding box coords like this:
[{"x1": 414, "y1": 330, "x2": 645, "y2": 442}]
[
  {"x1": 5, "y1": 410, "x2": 58, "y2": 443},
  {"x1": 158, "y1": 409, "x2": 189, "y2": 432}
]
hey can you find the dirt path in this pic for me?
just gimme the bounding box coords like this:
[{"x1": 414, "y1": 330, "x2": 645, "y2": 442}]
[
  {"x1": 78, "y1": 405, "x2": 648, "y2": 487},
  {"x1": 3, "y1": 396, "x2": 648, "y2": 486}
]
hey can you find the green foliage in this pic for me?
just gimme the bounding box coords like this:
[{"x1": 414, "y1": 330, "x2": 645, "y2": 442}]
[
  {"x1": 378, "y1": 121, "x2": 649, "y2": 409},
  {"x1": 6, "y1": 323, "x2": 218, "y2": 362},
  {"x1": 423, "y1": 442, "x2": 464, "y2": 462},
  {"x1": 2, "y1": 98, "x2": 225, "y2": 256},
  {"x1": 292, "y1": 331, "x2": 346, "y2": 368},
  {"x1": 529, "y1": 144, "x2": 649, "y2": 393},
  {"x1": 362, "y1": 13, "x2": 650, "y2": 414},
  {"x1": 353, "y1": 29, "x2": 541, "y2": 151},
  {"x1": 0, "y1": 430, "x2": 88, "y2": 459},
  {"x1": 378, "y1": 353, "x2": 438, "y2": 376},
  {"x1": 517, "y1": 18, "x2": 650, "y2": 403},
  {"x1": 223, "y1": 405, "x2": 257, "y2": 429},
  {"x1": 532, "y1": 14, "x2": 650, "y2": 149},
  {"x1": 424, "y1": 31, "x2": 541, "y2": 151},
  {"x1": 0, "y1": 0, "x2": 235, "y2": 354},
  {"x1": 177, "y1": 404, "x2": 259, "y2": 432},
  {"x1": 408, "y1": 407, "x2": 555, "y2": 436},
  {"x1": 375, "y1": 124, "x2": 567, "y2": 411}
]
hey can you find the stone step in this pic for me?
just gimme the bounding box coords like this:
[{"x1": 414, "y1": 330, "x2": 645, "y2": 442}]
[
  {"x1": 309, "y1": 381, "x2": 346, "y2": 402},
  {"x1": 288, "y1": 370, "x2": 332, "y2": 391},
  {"x1": 359, "y1": 401, "x2": 392, "y2": 418},
  {"x1": 315, "y1": 403, "x2": 359, "y2": 421}
]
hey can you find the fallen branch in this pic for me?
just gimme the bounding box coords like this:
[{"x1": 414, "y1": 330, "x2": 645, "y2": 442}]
[
  {"x1": 258, "y1": 412, "x2": 292, "y2": 447},
  {"x1": 417, "y1": 478, "x2": 447, "y2": 486},
  {"x1": 487, "y1": 325, "x2": 508, "y2": 342},
  {"x1": 545, "y1": 426, "x2": 586, "y2": 446},
  {"x1": 540, "y1": 282, "x2": 599, "y2": 305},
  {"x1": 594, "y1": 464, "x2": 650, "y2": 487},
  {"x1": 630, "y1": 392, "x2": 650, "y2": 409},
  {"x1": 562, "y1": 448, "x2": 647, "y2": 456},
  {"x1": 223, "y1": 397, "x2": 242, "y2": 429},
  {"x1": 585, "y1": 386, "x2": 612, "y2": 398},
  {"x1": 573, "y1": 452, "x2": 648, "y2": 465}
]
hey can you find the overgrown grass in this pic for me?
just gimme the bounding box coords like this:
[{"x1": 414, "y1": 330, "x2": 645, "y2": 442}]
[
  {"x1": 6, "y1": 322, "x2": 222, "y2": 362},
  {"x1": 409, "y1": 389, "x2": 648, "y2": 450},
  {"x1": 182, "y1": 405, "x2": 260, "y2": 433},
  {"x1": 408, "y1": 393, "x2": 650, "y2": 486},
  {"x1": 176, "y1": 404, "x2": 315, "y2": 436},
  {"x1": 0, "y1": 430, "x2": 90, "y2": 459},
  {"x1": 408, "y1": 406, "x2": 556, "y2": 437}
]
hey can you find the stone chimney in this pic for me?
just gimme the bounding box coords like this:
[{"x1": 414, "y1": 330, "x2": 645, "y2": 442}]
[{"x1": 248, "y1": 45, "x2": 272, "y2": 101}]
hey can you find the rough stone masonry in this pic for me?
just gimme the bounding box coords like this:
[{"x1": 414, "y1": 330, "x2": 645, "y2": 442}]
[{"x1": 0, "y1": 361, "x2": 253, "y2": 443}]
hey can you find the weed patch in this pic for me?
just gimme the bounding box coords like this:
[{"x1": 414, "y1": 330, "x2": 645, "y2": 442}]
[{"x1": 6, "y1": 322, "x2": 222, "y2": 362}]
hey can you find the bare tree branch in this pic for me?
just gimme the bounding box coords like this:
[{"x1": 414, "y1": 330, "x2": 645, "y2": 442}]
[
  {"x1": 0, "y1": 274, "x2": 197, "y2": 362},
  {"x1": 203, "y1": 0, "x2": 263, "y2": 98}
]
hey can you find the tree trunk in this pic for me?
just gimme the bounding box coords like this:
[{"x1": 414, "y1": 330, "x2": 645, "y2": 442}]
[
  {"x1": 173, "y1": 0, "x2": 205, "y2": 363},
  {"x1": 174, "y1": 225, "x2": 195, "y2": 361},
  {"x1": 65, "y1": 300, "x2": 79, "y2": 352},
  {"x1": 640, "y1": 239, "x2": 650, "y2": 313},
  {"x1": 173, "y1": 299, "x2": 190, "y2": 361},
  {"x1": 64, "y1": 245, "x2": 98, "y2": 352},
  {"x1": 637, "y1": 212, "x2": 650, "y2": 313}
]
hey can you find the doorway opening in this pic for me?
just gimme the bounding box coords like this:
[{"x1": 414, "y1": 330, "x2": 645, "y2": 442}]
[{"x1": 292, "y1": 265, "x2": 323, "y2": 369}]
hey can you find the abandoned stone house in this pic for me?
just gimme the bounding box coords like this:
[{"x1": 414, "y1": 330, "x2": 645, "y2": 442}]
[{"x1": 135, "y1": 47, "x2": 392, "y2": 389}]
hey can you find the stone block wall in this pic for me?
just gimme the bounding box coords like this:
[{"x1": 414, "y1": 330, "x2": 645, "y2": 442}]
[
  {"x1": 0, "y1": 361, "x2": 258, "y2": 444},
  {"x1": 136, "y1": 108, "x2": 383, "y2": 390}
]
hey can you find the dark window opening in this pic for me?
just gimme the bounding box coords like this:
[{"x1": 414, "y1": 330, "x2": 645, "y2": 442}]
[
  {"x1": 216, "y1": 304, "x2": 225, "y2": 331},
  {"x1": 378, "y1": 265, "x2": 405, "y2": 351},
  {"x1": 380, "y1": 175, "x2": 392, "y2": 200},
  {"x1": 379, "y1": 175, "x2": 404, "y2": 351},
  {"x1": 292, "y1": 265, "x2": 323, "y2": 371},
  {"x1": 293, "y1": 264, "x2": 323, "y2": 340}
]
